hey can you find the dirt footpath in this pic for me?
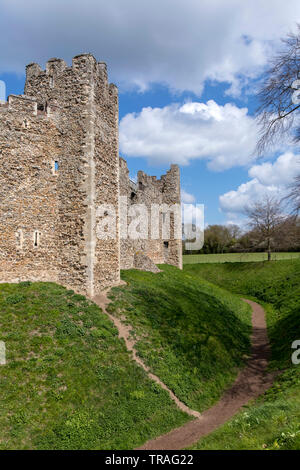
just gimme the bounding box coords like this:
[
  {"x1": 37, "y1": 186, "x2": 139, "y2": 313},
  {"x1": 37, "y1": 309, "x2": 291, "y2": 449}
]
[{"x1": 137, "y1": 299, "x2": 276, "y2": 450}]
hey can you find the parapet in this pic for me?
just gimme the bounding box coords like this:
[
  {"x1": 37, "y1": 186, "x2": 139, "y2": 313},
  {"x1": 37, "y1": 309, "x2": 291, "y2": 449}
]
[
  {"x1": 72, "y1": 53, "x2": 98, "y2": 74},
  {"x1": 25, "y1": 54, "x2": 115, "y2": 101},
  {"x1": 8, "y1": 95, "x2": 37, "y2": 116},
  {"x1": 98, "y1": 62, "x2": 108, "y2": 85},
  {"x1": 46, "y1": 58, "x2": 67, "y2": 76},
  {"x1": 119, "y1": 157, "x2": 129, "y2": 171},
  {"x1": 26, "y1": 63, "x2": 43, "y2": 80}
]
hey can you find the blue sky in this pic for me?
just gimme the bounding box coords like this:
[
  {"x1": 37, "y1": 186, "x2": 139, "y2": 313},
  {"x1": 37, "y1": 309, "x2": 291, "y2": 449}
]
[{"x1": 1, "y1": 0, "x2": 300, "y2": 227}]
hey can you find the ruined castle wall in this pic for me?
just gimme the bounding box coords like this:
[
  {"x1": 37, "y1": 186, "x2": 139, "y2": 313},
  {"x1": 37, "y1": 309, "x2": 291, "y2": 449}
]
[
  {"x1": 93, "y1": 64, "x2": 120, "y2": 291},
  {"x1": 24, "y1": 55, "x2": 120, "y2": 296},
  {"x1": 0, "y1": 53, "x2": 181, "y2": 294},
  {"x1": 119, "y1": 159, "x2": 182, "y2": 270},
  {"x1": 0, "y1": 96, "x2": 60, "y2": 283}
]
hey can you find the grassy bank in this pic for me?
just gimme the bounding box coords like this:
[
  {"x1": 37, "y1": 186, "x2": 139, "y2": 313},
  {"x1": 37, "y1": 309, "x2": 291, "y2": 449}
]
[
  {"x1": 185, "y1": 259, "x2": 300, "y2": 450},
  {"x1": 0, "y1": 281, "x2": 190, "y2": 450},
  {"x1": 108, "y1": 265, "x2": 251, "y2": 412},
  {"x1": 183, "y1": 252, "x2": 300, "y2": 265}
]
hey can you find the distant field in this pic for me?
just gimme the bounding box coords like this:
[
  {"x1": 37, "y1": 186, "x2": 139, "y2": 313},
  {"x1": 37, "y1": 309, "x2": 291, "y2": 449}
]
[{"x1": 183, "y1": 252, "x2": 300, "y2": 264}]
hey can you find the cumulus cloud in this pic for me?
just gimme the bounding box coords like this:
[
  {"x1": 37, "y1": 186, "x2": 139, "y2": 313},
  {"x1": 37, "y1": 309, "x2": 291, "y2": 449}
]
[
  {"x1": 119, "y1": 100, "x2": 258, "y2": 170},
  {"x1": 0, "y1": 0, "x2": 299, "y2": 95},
  {"x1": 248, "y1": 152, "x2": 299, "y2": 186},
  {"x1": 219, "y1": 152, "x2": 300, "y2": 215},
  {"x1": 181, "y1": 190, "x2": 196, "y2": 204}
]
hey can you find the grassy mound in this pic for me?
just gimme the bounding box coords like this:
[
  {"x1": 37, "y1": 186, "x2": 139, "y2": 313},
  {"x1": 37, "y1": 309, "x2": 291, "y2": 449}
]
[
  {"x1": 108, "y1": 265, "x2": 251, "y2": 412},
  {"x1": 185, "y1": 260, "x2": 300, "y2": 450},
  {"x1": 184, "y1": 259, "x2": 300, "y2": 368},
  {"x1": 0, "y1": 281, "x2": 190, "y2": 450}
]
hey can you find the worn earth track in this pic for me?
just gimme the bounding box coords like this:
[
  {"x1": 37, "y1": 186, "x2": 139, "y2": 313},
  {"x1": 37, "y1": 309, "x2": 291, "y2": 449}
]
[
  {"x1": 94, "y1": 289, "x2": 201, "y2": 418},
  {"x1": 94, "y1": 292, "x2": 276, "y2": 450}
]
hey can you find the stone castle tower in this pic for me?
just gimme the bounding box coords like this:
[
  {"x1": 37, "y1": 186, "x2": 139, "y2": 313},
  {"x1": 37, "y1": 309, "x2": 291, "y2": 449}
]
[{"x1": 0, "y1": 54, "x2": 181, "y2": 297}]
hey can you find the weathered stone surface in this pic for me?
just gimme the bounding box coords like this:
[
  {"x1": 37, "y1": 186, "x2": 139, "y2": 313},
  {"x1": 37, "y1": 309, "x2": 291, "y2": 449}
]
[
  {"x1": 119, "y1": 158, "x2": 182, "y2": 270},
  {"x1": 0, "y1": 54, "x2": 182, "y2": 296},
  {"x1": 133, "y1": 252, "x2": 161, "y2": 273}
]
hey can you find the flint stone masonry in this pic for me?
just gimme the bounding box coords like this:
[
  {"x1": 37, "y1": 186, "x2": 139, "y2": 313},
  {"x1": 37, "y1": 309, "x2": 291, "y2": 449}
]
[
  {"x1": 0, "y1": 54, "x2": 182, "y2": 296},
  {"x1": 133, "y1": 252, "x2": 161, "y2": 274},
  {"x1": 119, "y1": 157, "x2": 182, "y2": 271}
]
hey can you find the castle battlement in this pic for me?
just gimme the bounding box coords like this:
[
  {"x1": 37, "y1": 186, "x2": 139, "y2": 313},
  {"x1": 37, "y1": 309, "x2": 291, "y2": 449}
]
[
  {"x1": 0, "y1": 94, "x2": 58, "y2": 124},
  {"x1": 25, "y1": 54, "x2": 113, "y2": 106},
  {"x1": 8, "y1": 95, "x2": 38, "y2": 115},
  {"x1": 119, "y1": 159, "x2": 182, "y2": 271},
  {"x1": 0, "y1": 54, "x2": 182, "y2": 297}
]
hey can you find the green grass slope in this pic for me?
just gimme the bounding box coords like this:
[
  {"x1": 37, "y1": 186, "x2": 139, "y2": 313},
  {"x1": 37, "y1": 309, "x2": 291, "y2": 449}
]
[
  {"x1": 184, "y1": 259, "x2": 300, "y2": 368},
  {"x1": 0, "y1": 281, "x2": 190, "y2": 450},
  {"x1": 185, "y1": 260, "x2": 300, "y2": 450},
  {"x1": 108, "y1": 265, "x2": 251, "y2": 412}
]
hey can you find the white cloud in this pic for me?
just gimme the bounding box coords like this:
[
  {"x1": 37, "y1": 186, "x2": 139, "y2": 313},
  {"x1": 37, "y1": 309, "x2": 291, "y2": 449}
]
[
  {"x1": 220, "y1": 179, "x2": 280, "y2": 214},
  {"x1": 219, "y1": 152, "x2": 300, "y2": 216},
  {"x1": 0, "y1": 0, "x2": 299, "y2": 95},
  {"x1": 181, "y1": 189, "x2": 196, "y2": 204},
  {"x1": 119, "y1": 100, "x2": 258, "y2": 170},
  {"x1": 248, "y1": 152, "x2": 300, "y2": 186}
]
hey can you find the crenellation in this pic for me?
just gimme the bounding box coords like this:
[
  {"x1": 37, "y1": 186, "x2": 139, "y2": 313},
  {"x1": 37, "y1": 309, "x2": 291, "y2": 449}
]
[
  {"x1": 0, "y1": 53, "x2": 182, "y2": 296},
  {"x1": 26, "y1": 62, "x2": 43, "y2": 80},
  {"x1": 120, "y1": 158, "x2": 182, "y2": 270},
  {"x1": 72, "y1": 53, "x2": 98, "y2": 74},
  {"x1": 46, "y1": 58, "x2": 68, "y2": 76},
  {"x1": 8, "y1": 95, "x2": 38, "y2": 116},
  {"x1": 98, "y1": 62, "x2": 109, "y2": 89}
]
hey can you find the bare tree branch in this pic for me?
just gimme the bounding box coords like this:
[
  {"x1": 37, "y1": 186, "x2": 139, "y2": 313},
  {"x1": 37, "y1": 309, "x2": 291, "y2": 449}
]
[{"x1": 256, "y1": 24, "x2": 300, "y2": 154}]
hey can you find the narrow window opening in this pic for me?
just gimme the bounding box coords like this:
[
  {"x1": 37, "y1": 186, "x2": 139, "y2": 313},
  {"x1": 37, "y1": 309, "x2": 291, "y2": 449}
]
[
  {"x1": 164, "y1": 241, "x2": 169, "y2": 248},
  {"x1": 52, "y1": 160, "x2": 59, "y2": 175},
  {"x1": 37, "y1": 103, "x2": 45, "y2": 112},
  {"x1": 34, "y1": 231, "x2": 40, "y2": 248},
  {"x1": 130, "y1": 191, "x2": 136, "y2": 201}
]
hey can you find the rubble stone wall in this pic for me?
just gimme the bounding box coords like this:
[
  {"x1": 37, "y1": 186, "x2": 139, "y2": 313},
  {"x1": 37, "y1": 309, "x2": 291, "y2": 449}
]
[
  {"x1": 119, "y1": 158, "x2": 182, "y2": 270},
  {"x1": 0, "y1": 54, "x2": 182, "y2": 296}
]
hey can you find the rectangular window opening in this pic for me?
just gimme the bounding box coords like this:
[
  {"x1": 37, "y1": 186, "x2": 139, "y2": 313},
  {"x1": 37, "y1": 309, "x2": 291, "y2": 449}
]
[
  {"x1": 34, "y1": 231, "x2": 40, "y2": 247},
  {"x1": 52, "y1": 160, "x2": 59, "y2": 175}
]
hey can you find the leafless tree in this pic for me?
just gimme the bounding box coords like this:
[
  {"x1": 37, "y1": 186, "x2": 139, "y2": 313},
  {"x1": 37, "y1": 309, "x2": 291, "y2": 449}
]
[
  {"x1": 244, "y1": 196, "x2": 284, "y2": 261},
  {"x1": 273, "y1": 214, "x2": 300, "y2": 250},
  {"x1": 285, "y1": 174, "x2": 300, "y2": 214},
  {"x1": 256, "y1": 25, "x2": 300, "y2": 154}
]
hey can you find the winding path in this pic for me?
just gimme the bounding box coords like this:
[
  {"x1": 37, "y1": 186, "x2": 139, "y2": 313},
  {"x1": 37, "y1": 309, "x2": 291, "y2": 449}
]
[
  {"x1": 94, "y1": 292, "x2": 276, "y2": 450},
  {"x1": 94, "y1": 289, "x2": 201, "y2": 418}
]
